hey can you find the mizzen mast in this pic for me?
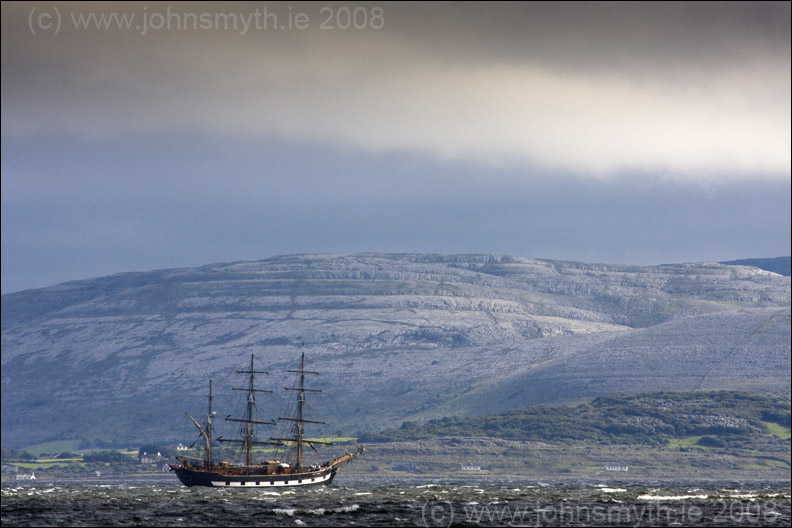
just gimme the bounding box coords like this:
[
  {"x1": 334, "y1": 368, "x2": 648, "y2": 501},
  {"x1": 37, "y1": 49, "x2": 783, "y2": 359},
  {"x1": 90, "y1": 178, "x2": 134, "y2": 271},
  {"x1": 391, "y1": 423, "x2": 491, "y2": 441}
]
[
  {"x1": 271, "y1": 346, "x2": 330, "y2": 470},
  {"x1": 218, "y1": 354, "x2": 277, "y2": 466}
]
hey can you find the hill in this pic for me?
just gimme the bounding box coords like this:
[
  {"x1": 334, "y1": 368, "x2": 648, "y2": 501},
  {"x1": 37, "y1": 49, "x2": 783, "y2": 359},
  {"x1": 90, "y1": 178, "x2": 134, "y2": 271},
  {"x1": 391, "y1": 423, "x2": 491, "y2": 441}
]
[
  {"x1": 358, "y1": 390, "x2": 791, "y2": 446},
  {"x1": 2, "y1": 253, "x2": 790, "y2": 448},
  {"x1": 721, "y1": 257, "x2": 791, "y2": 277},
  {"x1": 354, "y1": 390, "x2": 792, "y2": 479}
]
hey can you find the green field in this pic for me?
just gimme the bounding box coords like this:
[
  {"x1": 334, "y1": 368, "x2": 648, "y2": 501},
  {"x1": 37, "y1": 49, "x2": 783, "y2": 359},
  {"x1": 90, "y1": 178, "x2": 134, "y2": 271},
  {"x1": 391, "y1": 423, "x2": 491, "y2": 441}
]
[
  {"x1": 305, "y1": 437, "x2": 357, "y2": 443},
  {"x1": 763, "y1": 421, "x2": 792, "y2": 440},
  {"x1": 666, "y1": 436, "x2": 706, "y2": 449},
  {"x1": 24, "y1": 440, "x2": 82, "y2": 456},
  {"x1": 12, "y1": 460, "x2": 83, "y2": 470}
]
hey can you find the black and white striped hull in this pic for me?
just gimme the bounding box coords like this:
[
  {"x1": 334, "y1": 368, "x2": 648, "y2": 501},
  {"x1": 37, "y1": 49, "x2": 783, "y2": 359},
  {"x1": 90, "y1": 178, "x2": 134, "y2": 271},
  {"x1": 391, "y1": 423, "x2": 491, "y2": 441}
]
[{"x1": 171, "y1": 465, "x2": 336, "y2": 488}]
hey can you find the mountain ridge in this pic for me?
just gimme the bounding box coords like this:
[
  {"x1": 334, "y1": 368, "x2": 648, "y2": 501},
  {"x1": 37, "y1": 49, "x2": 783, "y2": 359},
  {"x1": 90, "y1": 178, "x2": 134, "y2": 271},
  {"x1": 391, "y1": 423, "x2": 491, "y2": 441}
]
[
  {"x1": 720, "y1": 256, "x2": 791, "y2": 277},
  {"x1": 2, "y1": 253, "x2": 789, "y2": 448}
]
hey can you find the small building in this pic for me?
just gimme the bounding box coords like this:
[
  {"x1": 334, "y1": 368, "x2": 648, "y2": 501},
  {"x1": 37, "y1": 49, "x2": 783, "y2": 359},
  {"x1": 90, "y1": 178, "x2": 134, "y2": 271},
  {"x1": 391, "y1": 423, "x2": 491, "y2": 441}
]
[{"x1": 139, "y1": 451, "x2": 161, "y2": 464}]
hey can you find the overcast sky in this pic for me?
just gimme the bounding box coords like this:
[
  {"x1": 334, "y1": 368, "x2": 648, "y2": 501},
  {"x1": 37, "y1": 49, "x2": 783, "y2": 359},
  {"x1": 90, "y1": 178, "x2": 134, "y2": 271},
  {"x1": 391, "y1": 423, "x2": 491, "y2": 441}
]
[{"x1": 2, "y1": 1, "x2": 790, "y2": 294}]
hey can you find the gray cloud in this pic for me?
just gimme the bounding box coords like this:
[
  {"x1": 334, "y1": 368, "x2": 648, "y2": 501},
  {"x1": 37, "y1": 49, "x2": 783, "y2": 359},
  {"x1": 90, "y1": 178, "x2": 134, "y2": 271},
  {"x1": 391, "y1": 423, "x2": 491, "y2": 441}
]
[
  {"x1": 2, "y1": 2, "x2": 789, "y2": 178},
  {"x1": 2, "y1": 133, "x2": 790, "y2": 293}
]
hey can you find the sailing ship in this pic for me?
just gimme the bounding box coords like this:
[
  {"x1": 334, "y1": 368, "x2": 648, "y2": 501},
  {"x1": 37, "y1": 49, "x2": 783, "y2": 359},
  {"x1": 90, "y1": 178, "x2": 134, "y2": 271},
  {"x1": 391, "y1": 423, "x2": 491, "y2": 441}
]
[{"x1": 169, "y1": 350, "x2": 364, "y2": 487}]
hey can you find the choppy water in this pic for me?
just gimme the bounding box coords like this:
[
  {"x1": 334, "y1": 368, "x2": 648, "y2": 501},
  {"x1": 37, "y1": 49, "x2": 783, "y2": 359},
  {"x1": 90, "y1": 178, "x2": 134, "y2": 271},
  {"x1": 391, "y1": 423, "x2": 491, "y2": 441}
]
[{"x1": 2, "y1": 476, "x2": 789, "y2": 527}]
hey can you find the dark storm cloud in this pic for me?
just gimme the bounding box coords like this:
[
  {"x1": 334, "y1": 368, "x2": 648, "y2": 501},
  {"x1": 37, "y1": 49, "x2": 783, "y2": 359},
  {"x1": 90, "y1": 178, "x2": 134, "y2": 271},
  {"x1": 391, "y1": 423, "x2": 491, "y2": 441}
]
[
  {"x1": 1, "y1": 2, "x2": 789, "y2": 176},
  {"x1": 388, "y1": 2, "x2": 790, "y2": 72}
]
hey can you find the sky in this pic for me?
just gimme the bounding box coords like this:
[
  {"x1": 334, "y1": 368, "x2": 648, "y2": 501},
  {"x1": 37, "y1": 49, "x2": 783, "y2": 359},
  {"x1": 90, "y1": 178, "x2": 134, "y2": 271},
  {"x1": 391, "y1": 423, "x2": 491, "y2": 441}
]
[{"x1": 1, "y1": 1, "x2": 790, "y2": 294}]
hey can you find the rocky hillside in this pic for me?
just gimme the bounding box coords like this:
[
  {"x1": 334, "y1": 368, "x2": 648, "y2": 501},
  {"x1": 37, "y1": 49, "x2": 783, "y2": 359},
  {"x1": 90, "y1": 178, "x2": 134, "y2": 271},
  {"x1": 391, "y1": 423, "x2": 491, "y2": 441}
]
[
  {"x1": 2, "y1": 254, "x2": 789, "y2": 448},
  {"x1": 721, "y1": 257, "x2": 791, "y2": 277}
]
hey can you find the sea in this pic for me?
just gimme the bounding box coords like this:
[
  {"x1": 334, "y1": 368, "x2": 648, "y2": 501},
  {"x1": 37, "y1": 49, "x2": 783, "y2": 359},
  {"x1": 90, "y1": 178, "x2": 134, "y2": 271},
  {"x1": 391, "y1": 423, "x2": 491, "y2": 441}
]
[{"x1": 2, "y1": 475, "x2": 789, "y2": 527}]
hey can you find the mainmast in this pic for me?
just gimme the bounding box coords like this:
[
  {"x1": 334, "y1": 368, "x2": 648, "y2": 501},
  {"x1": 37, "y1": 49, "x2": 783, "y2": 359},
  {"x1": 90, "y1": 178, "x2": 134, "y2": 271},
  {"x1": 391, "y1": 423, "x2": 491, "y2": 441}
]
[
  {"x1": 271, "y1": 346, "x2": 330, "y2": 469},
  {"x1": 218, "y1": 354, "x2": 277, "y2": 466}
]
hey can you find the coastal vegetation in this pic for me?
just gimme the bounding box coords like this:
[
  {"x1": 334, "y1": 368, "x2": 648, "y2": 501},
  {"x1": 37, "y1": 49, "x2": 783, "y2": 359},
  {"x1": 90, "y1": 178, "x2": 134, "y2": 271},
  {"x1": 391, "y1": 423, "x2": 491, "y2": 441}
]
[
  {"x1": 4, "y1": 391, "x2": 789, "y2": 481},
  {"x1": 358, "y1": 391, "x2": 791, "y2": 447}
]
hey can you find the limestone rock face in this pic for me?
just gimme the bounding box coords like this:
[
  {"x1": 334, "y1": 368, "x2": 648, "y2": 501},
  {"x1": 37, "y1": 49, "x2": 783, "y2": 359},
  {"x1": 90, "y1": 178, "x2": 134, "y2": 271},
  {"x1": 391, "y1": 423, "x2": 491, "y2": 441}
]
[{"x1": 2, "y1": 253, "x2": 789, "y2": 447}]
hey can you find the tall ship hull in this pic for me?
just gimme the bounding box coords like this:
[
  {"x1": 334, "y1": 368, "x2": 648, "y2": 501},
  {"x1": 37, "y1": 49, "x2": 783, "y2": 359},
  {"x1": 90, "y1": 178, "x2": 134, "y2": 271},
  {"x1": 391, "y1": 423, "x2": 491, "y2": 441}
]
[
  {"x1": 170, "y1": 454, "x2": 361, "y2": 488},
  {"x1": 171, "y1": 465, "x2": 335, "y2": 488},
  {"x1": 169, "y1": 350, "x2": 364, "y2": 488}
]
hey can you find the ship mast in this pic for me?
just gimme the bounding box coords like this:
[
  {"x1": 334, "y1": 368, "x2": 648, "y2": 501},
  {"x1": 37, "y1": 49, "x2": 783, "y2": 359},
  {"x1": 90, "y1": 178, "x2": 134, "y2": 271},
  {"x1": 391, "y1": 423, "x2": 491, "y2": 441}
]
[
  {"x1": 184, "y1": 379, "x2": 215, "y2": 466},
  {"x1": 271, "y1": 346, "x2": 330, "y2": 470},
  {"x1": 218, "y1": 354, "x2": 278, "y2": 466},
  {"x1": 206, "y1": 380, "x2": 213, "y2": 465}
]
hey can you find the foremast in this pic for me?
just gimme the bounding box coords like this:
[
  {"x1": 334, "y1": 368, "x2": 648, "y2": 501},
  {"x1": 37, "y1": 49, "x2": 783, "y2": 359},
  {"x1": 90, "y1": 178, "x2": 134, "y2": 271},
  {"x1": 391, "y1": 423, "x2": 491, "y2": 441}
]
[
  {"x1": 271, "y1": 347, "x2": 331, "y2": 470},
  {"x1": 185, "y1": 380, "x2": 215, "y2": 466},
  {"x1": 218, "y1": 354, "x2": 278, "y2": 466}
]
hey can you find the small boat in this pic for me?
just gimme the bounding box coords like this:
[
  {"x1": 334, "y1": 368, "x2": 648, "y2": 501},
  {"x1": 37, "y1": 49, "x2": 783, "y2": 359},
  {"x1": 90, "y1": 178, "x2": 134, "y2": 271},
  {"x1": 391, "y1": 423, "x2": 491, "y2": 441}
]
[{"x1": 169, "y1": 349, "x2": 364, "y2": 487}]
